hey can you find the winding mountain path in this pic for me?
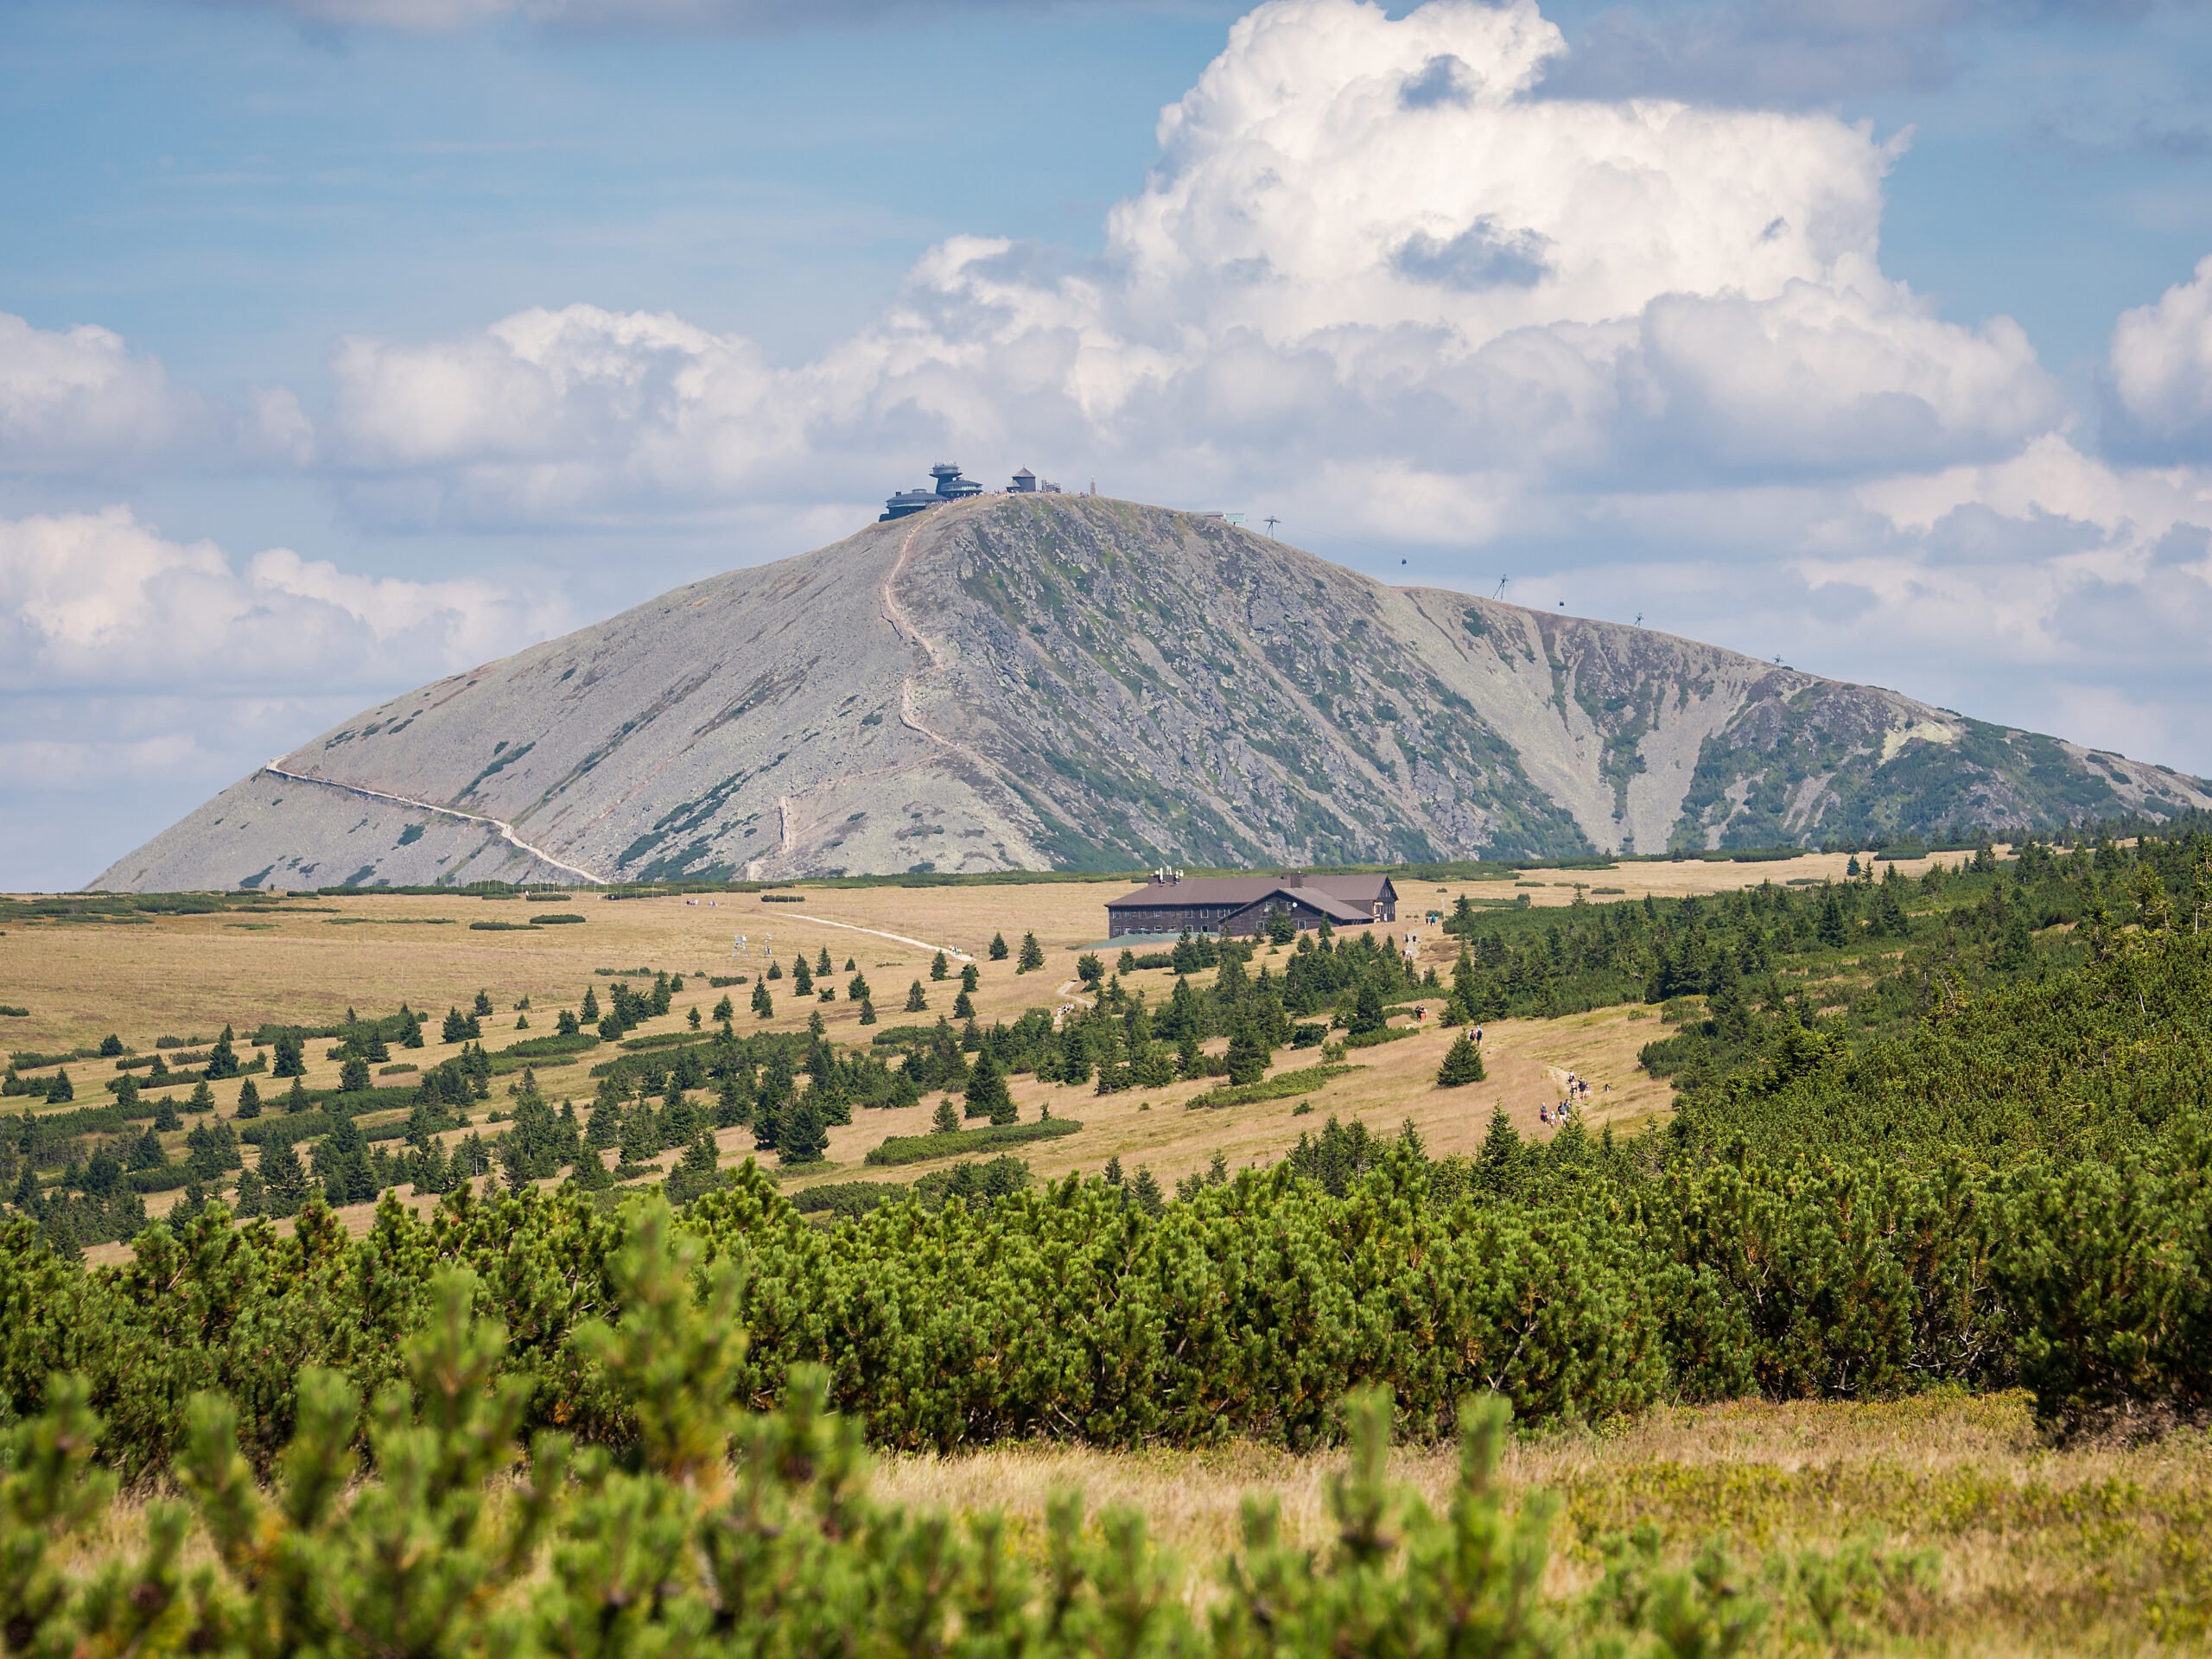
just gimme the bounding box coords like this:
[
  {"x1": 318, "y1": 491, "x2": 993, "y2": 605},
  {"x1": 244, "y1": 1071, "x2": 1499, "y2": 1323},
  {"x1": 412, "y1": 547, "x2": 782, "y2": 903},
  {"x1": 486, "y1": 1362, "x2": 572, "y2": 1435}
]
[
  {"x1": 747, "y1": 507, "x2": 1001, "y2": 881},
  {"x1": 879, "y1": 509, "x2": 1001, "y2": 785},
  {"x1": 259, "y1": 761, "x2": 607, "y2": 886}
]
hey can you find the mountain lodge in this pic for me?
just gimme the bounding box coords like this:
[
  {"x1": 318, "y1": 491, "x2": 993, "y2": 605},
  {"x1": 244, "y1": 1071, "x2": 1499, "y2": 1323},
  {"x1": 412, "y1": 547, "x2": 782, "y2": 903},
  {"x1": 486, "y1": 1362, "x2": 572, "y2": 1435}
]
[{"x1": 1104, "y1": 873, "x2": 1398, "y2": 938}]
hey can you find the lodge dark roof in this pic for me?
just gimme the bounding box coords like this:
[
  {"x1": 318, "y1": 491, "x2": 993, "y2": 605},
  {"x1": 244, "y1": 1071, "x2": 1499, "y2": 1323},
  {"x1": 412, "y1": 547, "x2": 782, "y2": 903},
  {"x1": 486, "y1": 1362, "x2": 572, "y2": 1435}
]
[{"x1": 1106, "y1": 874, "x2": 1395, "y2": 922}]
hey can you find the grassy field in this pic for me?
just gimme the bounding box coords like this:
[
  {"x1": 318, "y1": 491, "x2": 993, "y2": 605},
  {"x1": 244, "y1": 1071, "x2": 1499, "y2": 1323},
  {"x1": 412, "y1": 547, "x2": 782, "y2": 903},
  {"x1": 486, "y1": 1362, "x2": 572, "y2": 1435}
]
[
  {"x1": 0, "y1": 847, "x2": 1961, "y2": 1057},
  {"x1": 0, "y1": 846, "x2": 1967, "y2": 1247},
  {"x1": 871, "y1": 1391, "x2": 2212, "y2": 1656}
]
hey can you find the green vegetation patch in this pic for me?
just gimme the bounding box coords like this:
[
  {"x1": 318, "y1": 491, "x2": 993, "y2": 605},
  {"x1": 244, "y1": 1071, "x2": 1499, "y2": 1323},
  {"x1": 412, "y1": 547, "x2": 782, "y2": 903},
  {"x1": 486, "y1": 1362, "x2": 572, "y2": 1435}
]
[
  {"x1": 1186, "y1": 1063, "x2": 1362, "y2": 1109},
  {"x1": 863, "y1": 1116, "x2": 1081, "y2": 1166}
]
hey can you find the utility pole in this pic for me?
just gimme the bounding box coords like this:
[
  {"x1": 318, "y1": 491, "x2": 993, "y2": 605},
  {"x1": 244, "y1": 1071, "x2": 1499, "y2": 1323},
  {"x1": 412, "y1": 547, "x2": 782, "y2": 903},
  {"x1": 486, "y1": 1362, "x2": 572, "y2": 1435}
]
[
  {"x1": 1492, "y1": 575, "x2": 1509, "y2": 600},
  {"x1": 1263, "y1": 516, "x2": 1281, "y2": 536}
]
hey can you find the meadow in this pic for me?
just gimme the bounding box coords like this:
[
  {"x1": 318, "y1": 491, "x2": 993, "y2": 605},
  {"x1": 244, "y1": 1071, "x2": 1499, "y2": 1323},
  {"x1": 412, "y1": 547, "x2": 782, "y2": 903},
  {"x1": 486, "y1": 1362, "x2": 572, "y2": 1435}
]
[
  {"x1": 5, "y1": 830, "x2": 2211, "y2": 1655},
  {"x1": 0, "y1": 842, "x2": 1941, "y2": 1229}
]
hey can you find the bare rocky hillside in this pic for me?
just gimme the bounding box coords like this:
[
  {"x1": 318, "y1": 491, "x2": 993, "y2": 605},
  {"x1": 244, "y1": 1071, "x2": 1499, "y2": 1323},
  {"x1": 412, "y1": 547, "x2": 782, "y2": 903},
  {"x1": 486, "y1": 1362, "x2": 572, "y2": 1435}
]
[{"x1": 93, "y1": 494, "x2": 2211, "y2": 890}]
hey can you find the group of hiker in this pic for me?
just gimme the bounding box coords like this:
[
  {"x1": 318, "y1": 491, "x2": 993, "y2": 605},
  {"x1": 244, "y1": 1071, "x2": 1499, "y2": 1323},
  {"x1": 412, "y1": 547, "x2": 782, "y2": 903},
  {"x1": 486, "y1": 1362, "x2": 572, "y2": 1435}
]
[{"x1": 1540, "y1": 1067, "x2": 1599, "y2": 1127}]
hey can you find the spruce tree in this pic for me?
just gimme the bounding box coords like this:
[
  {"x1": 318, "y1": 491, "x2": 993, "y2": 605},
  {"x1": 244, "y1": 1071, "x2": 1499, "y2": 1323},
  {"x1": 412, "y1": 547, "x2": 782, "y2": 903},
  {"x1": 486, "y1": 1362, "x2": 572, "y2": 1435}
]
[
  {"x1": 620, "y1": 1108, "x2": 661, "y2": 1167},
  {"x1": 1224, "y1": 1020, "x2": 1269, "y2": 1087},
  {"x1": 257, "y1": 1137, "x2": 309, "y2": 1217},
  {"x1": 588, "y1": 1084, "x2": 623, "y2": 1148},
  {"x1": 752, "y1": 981, "x2": 774, "y2": 1020},
  {"x1": 665, "y1": 1134, "x2": 722, "y2": 1205},
  {"x1": 231, "y1": 1166, "x2": 267, "y2": 1217},
  {"x1": 1477, "y1": 1106, "x2": 1522, "y2": 1195},
  {"x1": 792, "y1": 957, "x2": 814, "y2": 996},
  {"x1": 815, "y1": 947, "x2": 833, "y2": 976},
  {"x1": 152, "y1": 1097, "x2": 182, "y2": 1132},
  {"x1": 47, "y1": 1069, "x2": 73, "y2": 1103},
  {"x1": 317, "y1": 1118, "x2": 379, "y2": 1205},
  {"x1": 285, "y1": 1077, "x2": 312, "y2": 1115},
  {"x1": 474, "y1": 988, "x2": 494, "y2": 1018},
  {"x1": 858, "y1": 998, "x2": 877, "y2": 1027},
  {"x1": 931, "y1": 1096, "x2": 961, "y2": 1135},
  {"x1": 960, "y1": 963, "x2": 980, "y2": 994},
  {"x1": 233, "y1": 1078, "x2": 261, "y2": 1119},
  {"x1": 848, "y1": 971, "x2": 872, "y2": 1004},
  {"x1": 1436, "y1": 1031, "x2": 1486, "y2": 1085},
  {"x1": 963, "y1": 1052, "x2": 1012, "y2": 1121},
  {"x1": 953, "y1": 990, "x2": 976, "y2": 1020},
  {"x1": 1017, "y1": 932, "x2": 1045, "y2": 972},
  {"x1": 905, "y1": 980, "x2": 928, "y2": 1013},
  {"x1": 1129, "y1": 1164, "x2": 1166, "y2": 1217},
  {"x1": 582, "y1": 985, "x2": 601, "y2": 1021},
  {"x1": 777, "y1": 1096, "x2": 829, "y2": 1165},
  {"x1": 988, "y1": 932, "x2": 1009, "y2": 961},
  {"x1": 272, "y1": 1033, "x2": 306, "y2": 1077},
  {"x1": 206, "y1": 1026, "x2": 240, "y2": 1080},
  {"x1": 1349, "y1": 982, "x2": 1387, "y2": 1037},
  {"x1": 931, "y1": 950, "x2": 950, "y2": 982}
]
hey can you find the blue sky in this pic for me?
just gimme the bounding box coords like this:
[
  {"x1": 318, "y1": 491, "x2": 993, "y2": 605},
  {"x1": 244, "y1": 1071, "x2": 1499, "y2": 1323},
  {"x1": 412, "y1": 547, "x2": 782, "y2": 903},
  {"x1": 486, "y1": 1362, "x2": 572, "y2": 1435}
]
[{"x1": 5, "y1": 0, "x2": 2212, "y2": 889}]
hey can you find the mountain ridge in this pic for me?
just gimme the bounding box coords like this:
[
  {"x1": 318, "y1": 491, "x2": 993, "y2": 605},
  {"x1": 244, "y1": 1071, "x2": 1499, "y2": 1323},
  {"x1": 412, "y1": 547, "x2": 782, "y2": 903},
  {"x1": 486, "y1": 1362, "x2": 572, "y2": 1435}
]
[{"x1": 92, "y1": 494, "x2": 2212, "y2": 891}]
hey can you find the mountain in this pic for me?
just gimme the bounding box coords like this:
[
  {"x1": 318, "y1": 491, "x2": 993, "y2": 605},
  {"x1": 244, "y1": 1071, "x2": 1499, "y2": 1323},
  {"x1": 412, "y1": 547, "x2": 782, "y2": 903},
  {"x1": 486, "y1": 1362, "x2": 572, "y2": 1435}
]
[{"x1": 93, "y1": 493, "x2": 2211, "y2": 891}]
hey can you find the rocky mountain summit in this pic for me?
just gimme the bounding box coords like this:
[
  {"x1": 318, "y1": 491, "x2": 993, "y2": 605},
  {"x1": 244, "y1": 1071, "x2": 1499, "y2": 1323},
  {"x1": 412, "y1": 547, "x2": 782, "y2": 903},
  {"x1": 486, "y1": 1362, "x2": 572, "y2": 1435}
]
[{"x1": 95, "y1": 494, "x2": 2211, "y2": 890}]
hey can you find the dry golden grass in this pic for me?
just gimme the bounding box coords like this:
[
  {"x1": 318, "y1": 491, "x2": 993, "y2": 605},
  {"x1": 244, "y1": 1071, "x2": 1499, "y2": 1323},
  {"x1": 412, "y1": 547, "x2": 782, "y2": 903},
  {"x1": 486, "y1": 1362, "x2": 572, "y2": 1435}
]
[
  {"x1": 0, "y1": 848, "x2": 1967, "y2": 1057},
  {"x1": 52, "y1": 1390, "x2": 2212, "y2": 1653},
  {"x1": 874, "y1": 1391, "x2": 2212, "y2": 1656}
]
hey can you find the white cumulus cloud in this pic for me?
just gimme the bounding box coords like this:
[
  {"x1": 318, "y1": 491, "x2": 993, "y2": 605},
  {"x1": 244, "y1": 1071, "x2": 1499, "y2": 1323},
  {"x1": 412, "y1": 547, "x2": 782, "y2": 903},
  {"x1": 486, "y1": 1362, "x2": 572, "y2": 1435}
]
[
  {"x1": 0, "y1": 313, "x2": 200, "y2": 474},
  {"x1": 321, "y1": 0, "x2": 2064, "y2": 531},
  {"x1": 2107, "y1": 254, "x2": 2212, "y2": 459},
  {"x1": 0, "y1": 505, "x2": 569, "y2": 693},
  {"x1": 0, "y1": 311, "x2": 315, "y2": 475}
]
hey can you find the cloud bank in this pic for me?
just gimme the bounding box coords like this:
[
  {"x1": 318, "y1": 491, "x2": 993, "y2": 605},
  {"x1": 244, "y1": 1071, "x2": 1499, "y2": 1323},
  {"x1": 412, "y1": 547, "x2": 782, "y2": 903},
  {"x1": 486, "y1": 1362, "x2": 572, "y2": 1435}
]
[
  {"x1": 0, "y1": 506, "x2": 568, "y2": 696},
  {"x1": 0, "y1": 311, "x2": 312, "y2": 475},
  {"x1": 316, "y1": 0, "x2": 2065, "y2": 526}
]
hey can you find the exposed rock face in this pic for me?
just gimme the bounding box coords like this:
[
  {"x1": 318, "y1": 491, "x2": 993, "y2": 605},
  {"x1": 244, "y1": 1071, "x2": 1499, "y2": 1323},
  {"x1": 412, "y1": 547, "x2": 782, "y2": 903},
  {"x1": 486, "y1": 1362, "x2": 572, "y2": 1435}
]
[{"x1": 93, "y1": 495, "x2": 2212, "y2": 890}]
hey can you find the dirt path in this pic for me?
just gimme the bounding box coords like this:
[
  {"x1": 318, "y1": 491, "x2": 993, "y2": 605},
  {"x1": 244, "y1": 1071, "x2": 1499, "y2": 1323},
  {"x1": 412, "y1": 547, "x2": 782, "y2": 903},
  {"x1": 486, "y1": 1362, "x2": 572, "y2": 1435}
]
[
  {"x1": 797, "y1": 913, "x2": 973, "y2": 961},
  {"x1": 260, "y1": 761, "x2": 607, "y2": 886},
  {"x1": 747, "y1": 508, "x2": 998, "y2": 882},
  {"x1": 880, "y1": 510, "x2": 1002, "y2": 785}
]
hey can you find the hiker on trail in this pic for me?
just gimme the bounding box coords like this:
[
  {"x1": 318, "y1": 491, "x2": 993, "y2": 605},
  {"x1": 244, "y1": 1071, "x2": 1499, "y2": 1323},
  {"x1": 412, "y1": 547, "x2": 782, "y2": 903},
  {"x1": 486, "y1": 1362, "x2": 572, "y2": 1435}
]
[{"x1": 1474, "y1": 1027, "x2": 1484, "y2": 1044}]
